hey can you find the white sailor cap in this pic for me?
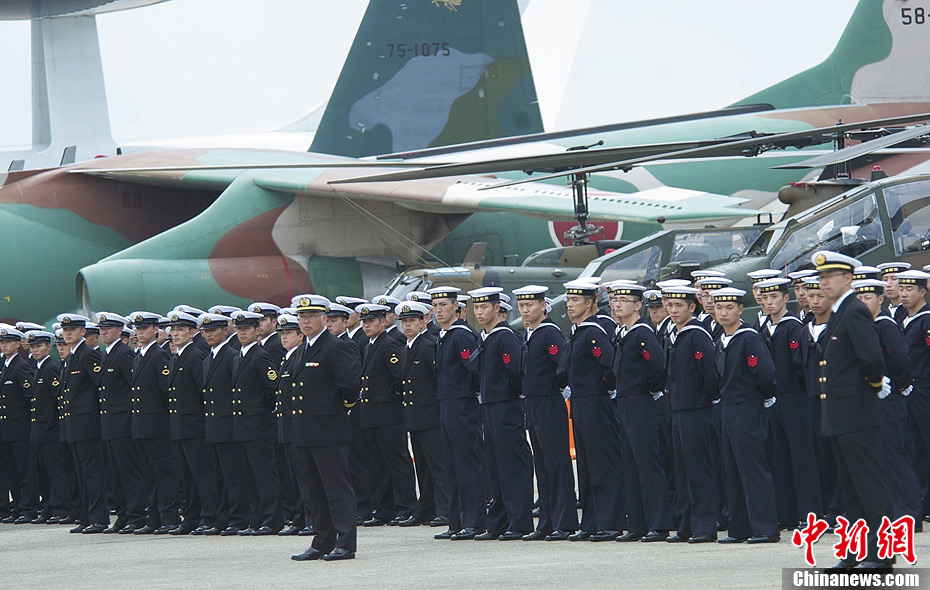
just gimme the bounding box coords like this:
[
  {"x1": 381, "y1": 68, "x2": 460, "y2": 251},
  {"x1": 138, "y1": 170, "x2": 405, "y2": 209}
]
[
  {"x1": 563, "y1": 279, "x2": 599, "y2": 296},
  {"x1": 755, "y1": 278, "x2": 792, "y2": 293},
  {"x1": 293, "y1": 294, "x2": 331, "y2": 313},
  {"x1": 896, "y1": 270, "x2": 930, "y2": 287},
  {"x1": 197, "y1": 313, "x2": 230, "y2": 328},
  {"x1": 57, "y1": 313, "x2": 90, "y2": 327},
  {"x1": 747, "y1": 269, "x2": 782, "y2": 283},
  {"x1": 710, "y1": 287, "x2": 746, "y2": 302},
  {"x1": 26, "y1": 330, "x2": 54, "y2": 344},
  {"x1": 326, "y1": 303, "x2": 354, "y2": 318},
  {"x1": 276, "y1": 314, "x2": 300, "y2": 331},
  {"x1": 802, "y1": 276, "x2": 821, "y2": 290},
  {"x1": 334, "y1": 296, "x2": 368, "y2": 310},
  {"x1": 128, "y1": 311, "x2": 161, "y2": 327},
  {"x1": 173, "y1": 304, "x2": 207, "y2": 317},
  {"x1": 500, "y1": 302, "x2": 513, "y2": 312},
  {"x1": 513, "y1": 285, "x2": 548, "y2": 301},
  {"x1": 208, "y1": 305, "x2": 242, "y2": 317},
  {"x1": 691, "y1": 270, "x2": 727, "y2": 279},
  {"x1": 643, "y1": 290, "x2": 663, "y2": 306},
  {"x1": 96, "y1": 312, "x2": 128, "y2": 327},
  {"x1": 467, "y1": 287, "x2": 504, "y2": 303},
  {"x1": 407, "y1": 291, "x2": 433, "y2": 304},
  {"x1": 661, "y1": 286, "x2": 699, "y2": 301},
  {"x1": 852, "y1": 266, "x2": 881, "y2": 281},
  {"x1": 696, "y1": 277, "x2": 733, "y2": 290},
  {"x1": 372, "y1": 295, "x2": 402, "y2": 308},
  {"x1": 655, "y1": 279, "x2": 691, "y2": 290},
  {"x1": 358, "y1": 303, "x2": 391, "y2": 320},
  {"x1": 247, "y1": 302, "x2": 281, "y2": 317},
  {"x1": 167, "y1": 311, "x2": 199, "y2": 327},
  {"x1": 427, "y1": 286, "x2": 462, "y2": 300},
  {"x1": 232, "y1": 311, "x2": 263, "y2": 327},
  {"x1": 811, "y1": 251, "x2": 861, "y2": 274},
  {"x1": 605, "y1": 282, "x2": 647, "y2": 297},
  {"x1": 852, "y1": 279, "x2": 889, "y2": 294},
  {"x1": 0, "y1": 327, "x2": 25, "y2": 341},
  {"x1": 84, "y1": 322, "x2": 100, "y2": 334},
  {"x1": 788, "y1": 269, "x2": 818, "y2": 284},
  {"x1": 396, "y1": 301, "x2": 432, "y2": 319},
  {"x1": 279, "y1": 307, "x2": 296, "y2": 315},
  {"x1": 877, "y1": 262, "x2": 912, "y2": 275},
  {"x1": 15, "y1": 321, "x2": 45, "y2": 332}
]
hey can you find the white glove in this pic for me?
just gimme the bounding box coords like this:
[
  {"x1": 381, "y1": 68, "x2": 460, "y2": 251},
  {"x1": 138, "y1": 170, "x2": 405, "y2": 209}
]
[
  {"x1": 651, "y1": 391, "x2": 664, "y2": 401},
  {"x1": 712, "y1": 398, "x2": 721, "y2": 405},
  {"x1": 764, "y1": 397, "x2": 776, "y2": 409},
  {"x1": 608, "y1": 390, "x2": 617, "y2": 400},
  {"x1": 900, "y1": 385, "x2": 913, "y2": 397},
  {"x1": 562, "y1": 386, "x2": 571, "y2": 400},
  {"x1": 878, "y1": 376, "x2": 891, "y2": 400}
]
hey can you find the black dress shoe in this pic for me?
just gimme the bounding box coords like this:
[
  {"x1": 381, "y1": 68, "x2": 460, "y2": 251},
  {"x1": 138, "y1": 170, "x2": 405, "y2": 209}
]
[
  {"x1": 236, "y1": 528, "x2": 254, "y2": 536},
  {"x1": 717, "y1": 536, "x2": 747, "y2": 544},
  {"x1": 388, "y1": 516, "x2": 405, "y2": 526},
  {"x1": 362, "y1": 517, "x2": 388, "y2": 527},
  {"x1": 201, "y1": 527, "x2": 221, "y2": 536},
  {"x1": 30, "y1": 517, "x2": 49, "y2": 524},
  {"x1": 429, "y1": 516, "x2": 449, "y2": 527},
  {"x1": 168, "y1": 526, "x2": 192, "y2": 535},
  {"x1": 298, "y1": 527, "x2": 315, "y2": 536},
  {"x1": 190, "y1": 526, "x2": 206, "y2": 536},
  {"x1": 251, "y1": 526, "x2": 276, "y2": 536},
  {"x1": 589, "y1": 530, "x2": 621, "y2": 542},
  {"x1": 545, "y1": 530, "x2": 572, "y2": 541},
  {"x1": 474, "y1": 531, "x2": 500, "y2": 540},
  {"x1": 824, "y1": 560, "x2": 857, "y2": 572},
  {"x1": 118, "y1": 525, "x2": 137, "y2": 534},
  {"x1": 434, "y1": 528, "x2": 455, "y2": 540},
  {"x1": 133, "y1": 525, "x2": 156, "y2": 535},
  {"x1": 450, "y1": 527, "x2": 484, "y2": 540},
  {"x1": 291, "y1": 547, "x2": 326, "y2": 561},
  {"x1": 102, "y1": 526, "x2": 121, "y2": 534},
  {"x1": 855, "y1": 561, "x2": 893, "y2": 570},
  {"x1": 82, "y1": 523, "x2": 107, "y2": 534},
  {"x1": 522, "y1": 530, "x2": 549, "y2": 541},
  {"x1": 322, "y1": 548, "x2": 355, "y2": 561},
  {"x1": 747, "y1": 533, "x2": 780, "y2": 544},
  {"x1": 58, "y1": 516, "x2": 77, "y2": 525},
  {"x1": 498, "y1": 530, "x2": 525, "y2": 541},
  {"x1": 13, "y1": 516, "x2": 32, "y2": 524},
  {"x1": 641, "y1": 531, "x2": 668, "y2": 543},
  {"x1": 397, "y1": 516, "x2": 421, "y2": 527},
  {"x1": 278, "y1": 525, "x2": 301, "y2": 536},
  {"x1": 46, "y1": 516, "x2": 62, "y2": 525},
  {"x1": 153, "y1": 525, "x2": 176, "y2": 535},
  {"x1": 1, "y1": 516, "x2": 15, "y2": 523},
  {"x1": 69, "y1": 524, "x2": 86, "y2": 533},
  {"x1": 616, "y1": 531, "x2": 644, "y2": 542},
  {"x1": 688, "y1": 533, "x2": 716, "y2": 543},
  {"x1": 665, "y1": 534, "x2": 686, "y2": 543},
  {"x1": 568, "y1": 531, "x2": 592, "y2": 542},
  {"x1": 219, "y1": 527, "x2": 240, "y2": 536}
]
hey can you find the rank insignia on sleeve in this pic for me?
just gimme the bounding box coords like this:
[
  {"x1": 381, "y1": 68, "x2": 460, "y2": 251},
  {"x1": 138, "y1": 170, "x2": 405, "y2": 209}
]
[
  {"x1": 591, "y1": 346, "x2": 602, "y2": 358},
  {"x1": 789, "y1": 340, "x2": 799, "y2": 350},
  {"x1": 501, "y1": 353, "x2": 511, "y2": 365},
  {"x1": 389, "y1": 356, "x2": 399, "y2": 364},
  {"x1": 267, "y1": 369, "x2": 278, "y2": 380},
  {"x1": 694, "y1": 351, "x2": 704, "y2": 360},
  {"x1": 642, "y1": 349, "x2": 650, "y2": 361},
  {"x1": 747, "y1": 355, "x2": 758, "y2": 367},
  {"x1": 460, "y1": 349, "x2": 471, "y2": 360},
  {"x1": 548, "y1": 344, "x2": 558, "y2": 355}
]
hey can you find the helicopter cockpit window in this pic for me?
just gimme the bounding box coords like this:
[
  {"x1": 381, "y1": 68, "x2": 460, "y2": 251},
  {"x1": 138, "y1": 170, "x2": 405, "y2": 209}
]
[
  {"x1": 770, "y1": 193, "x2": 884, "y2": 272},
  {"x1": 385, "y1": 274, "x2": 429, "y2": 300},
  {"x1": 670, "y1": 230, "x2": 762, "y2": 266},
  {"x1": 600, "y1": 245, "x2": 662, "y2": 285},
  {"x1": 884, "y1": 180, "x2": 930, "y2": 255}
]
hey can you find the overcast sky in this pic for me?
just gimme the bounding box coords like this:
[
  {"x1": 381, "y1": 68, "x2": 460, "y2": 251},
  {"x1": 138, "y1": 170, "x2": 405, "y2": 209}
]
[{"x1": 0, "y1": 0, "x2": 858, "y2": 146}]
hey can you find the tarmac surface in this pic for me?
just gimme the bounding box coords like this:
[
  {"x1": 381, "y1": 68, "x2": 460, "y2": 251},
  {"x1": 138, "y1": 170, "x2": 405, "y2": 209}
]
[{"x1": 0, "y1": 520, "x2": 926, "y2": 589}]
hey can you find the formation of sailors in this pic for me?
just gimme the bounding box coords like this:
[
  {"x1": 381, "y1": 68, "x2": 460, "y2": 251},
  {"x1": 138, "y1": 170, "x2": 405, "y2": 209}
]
[{"x1": 0, "y1": 250, "x2": 920, "y2": 566}]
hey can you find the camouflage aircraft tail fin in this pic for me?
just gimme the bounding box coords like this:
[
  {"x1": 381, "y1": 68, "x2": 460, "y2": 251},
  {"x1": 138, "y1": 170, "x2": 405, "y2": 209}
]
[
  {"x1": 309, "y1": 0, "x2": 542, "y2": 158},
  {"x1": 733, "y1": 0, "x2": 930, "y2": 109}
]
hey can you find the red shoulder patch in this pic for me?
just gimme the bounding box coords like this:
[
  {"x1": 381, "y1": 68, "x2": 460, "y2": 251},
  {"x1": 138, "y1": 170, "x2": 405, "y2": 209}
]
[
  {"x1": 548, "y1": 344, "x2": 559, "y2": 355},
  {"x1": 501, "y1": 353, "x2": 511, "y2": 365},
  {"x1": 925, "y1": 337, "x2": 930, "y2": 347},
  {"x1": 642, "y1": 349, "x2": 650, "y2": 361},
  {"x1": 789, "y1": 340, "x2": 800, "y2": 350},
  {"x1": 591, "y1": 346, "x2": 602, "y2": 358},
  {"x1": 747, "y1": 355, "x2": 758, "y2": 367},
  {"x1": 460, "y1": 349, "x2": 471, "y2": 360},
  {"x1": 694, "y1": 350, "x2": 703, "y2": 360}
]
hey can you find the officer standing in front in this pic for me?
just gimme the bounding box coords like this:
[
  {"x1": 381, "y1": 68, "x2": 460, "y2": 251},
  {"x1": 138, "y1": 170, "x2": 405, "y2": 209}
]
[
  {"x1": 813, "y1": 251, "x2": 894, "y2": 570},
  {"x1": 290, "y1": 295, "x2": 361, "y2": 561},
  {"x1": 513, "y1": 285, "x2": 578, "y2": 541},
  {"x1": 0, "y1": 328, "x2": 39, "y2": 523}
]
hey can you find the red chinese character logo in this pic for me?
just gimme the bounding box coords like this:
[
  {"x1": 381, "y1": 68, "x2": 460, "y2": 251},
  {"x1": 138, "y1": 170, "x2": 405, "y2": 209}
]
[
  {"x1": 833, "y1": 516, "x2": 869, "y2": 563},
  {"x1": 877, "y1": 515, "x2": 916, "y2": 564},
  {"x1": 791, "y1": 513, "x2": 829, "y2": 567}
]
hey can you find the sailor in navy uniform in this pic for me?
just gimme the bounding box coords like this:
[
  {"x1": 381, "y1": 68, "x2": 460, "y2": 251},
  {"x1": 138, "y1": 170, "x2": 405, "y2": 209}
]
[
  {"x1": 328, "y1": 301, "x2": 372, "y2": 524},
  {"x1": 644, "y1": 288, "x2": 675, "y2": 507},
  {"x1": 395, "y1": 301, "x2": 449, "y2": 527},
  {"x1": 407, "y1": 291, "x2": 440, "y2": 337},
  {"x1": 198, "y1": 313, "x2": 242, "y2": 535},
  {"x1": 606, "y1": 282, "x2": 672, "y2": 543},
  {"x1": 661, "y1": 286, "x2": 719, "y2": 543},
  {"x1": 95, "y1": 312, "x2": 146, "y2": 534},
  {"x1": 208, "y1": 305, "x2": 243, "y2": 350},
  {"x1": 558, "y1": 280, "x2": 623, "y2": 542},
  {"x1": 853, "y1": 279, "x2": 921, "y2": 524},
  {"x1": 696, "y1": 278, "x2": 731, "y2": 341},
  {"x1": 466, "y1": 287, "x2": 533, "y2": 540},
  {"x1": 52, "y1": 328, "x2": 81, "y2": 524},
  {"x1": 811, "y1": 251, "x2": 894, "y2": 570},
  {"x1": 25, "y1": 331, "x2": 69, "y2": 523},
  {"x1": 371, "y1": 295, "x2": 405, "y2": 343},
  {"x1": 163, "y1": 311, "x2": 216, "y2": 535},
  {"x1": 289, "y1": 295, "x2": 361, "y2": 562},
  {"x1": 126, "y1": 311, "x2": 180, "y2": 534},
  {"x1": 0, "y1": 328, "x2": 40, "y2": 523},
  {"x1": 755, "y1": 277, "x2": 822, "y2": 528},
  {"x1": 788, "y1": 270, "x2": 817, "y2": 322},
  {"x1": 57, "y1": 313, "x2": 108, "y2": 533},
  {"x1": 512, "y1": 285, "x2": 577, "y2": 541},
  {"x1": 172, "y1": 305, "x2": 210, "y2": 353},
  {"x1": 801, "y1": 277, "x2": 844, "y2": 523},
  {"x1": 356, "y1": 303, "x2": 417, "y2": 527},
  {"x1": 747, "y1": 269, "x2": 781, "y2": 331},
  {"x1": 877, "y1": 262, "x2": 912, "y2": 326},
  {"x1": 83, "y1": 322, "x2": 100, "y2": 351},
  {"x1": 709, "y1": 288, "x2": 780, "y2": 544},
  {"x1": 427, "y1": 286, "x2": 488, "y2": 540},
  {"x1": 230, "y1": 311, "x2": 283, "y2": 535},
  {"x1": 895, "y1": 269, "x2": 930, "y2": 528}
]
